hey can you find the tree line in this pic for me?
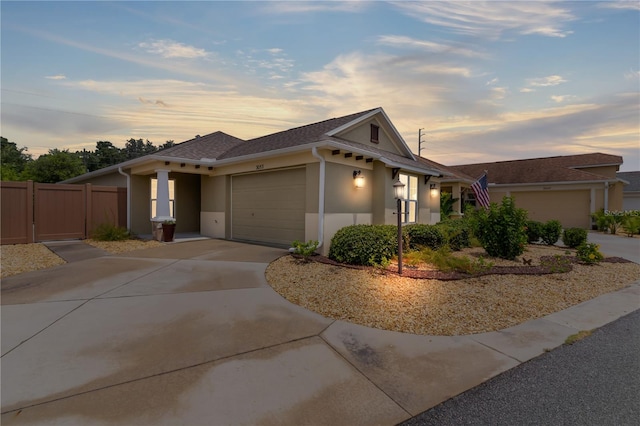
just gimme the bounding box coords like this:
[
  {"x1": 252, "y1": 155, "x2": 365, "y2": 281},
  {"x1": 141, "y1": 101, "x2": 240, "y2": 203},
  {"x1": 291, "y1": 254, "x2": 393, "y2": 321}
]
[{"x1": 1, "y1": 137, "x2": 175, "y2": 183}]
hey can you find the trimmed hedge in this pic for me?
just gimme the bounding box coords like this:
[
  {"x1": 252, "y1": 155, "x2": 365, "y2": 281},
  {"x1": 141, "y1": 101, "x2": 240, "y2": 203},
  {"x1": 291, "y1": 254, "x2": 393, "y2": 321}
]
[
  {"x1": 436, "y1": 219, "x2": 472, "y2": 251},
  {"x1": 404, "y1": 224, "x2": 446, "y2": 250},
  {"x1": 562, "y1": 227, "x2": 588, "y2": 248},
  {"x1": 541, "y1": 220, "x2": 562, "y2": 245},
  {"x1": 525, "y1": 220, "x2": 543, "y2": 244},
  {"x1": 328, "y1": 224, "x2": 407, "y2": 266}
]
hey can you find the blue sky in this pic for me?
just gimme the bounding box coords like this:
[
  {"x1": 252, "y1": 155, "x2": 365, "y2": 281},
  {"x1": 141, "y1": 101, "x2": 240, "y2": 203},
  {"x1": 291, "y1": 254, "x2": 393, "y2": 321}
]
[{"x1": 2, "y1": 1, "x2": 639, "y2": 171}]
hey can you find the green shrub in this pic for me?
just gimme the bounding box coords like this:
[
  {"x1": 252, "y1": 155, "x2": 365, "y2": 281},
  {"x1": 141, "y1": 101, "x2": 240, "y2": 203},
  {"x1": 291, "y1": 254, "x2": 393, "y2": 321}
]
[
  {"x1": 436, "y1": 219, "x2": 471, "y2": 251},
  {"x1": 404, "y1": 224, "x2": 446, "y2": 251},
  {"x1": 541, "y1": 220, "x2": 562, "y2": 245},
  {"x1": 291, "y1": 240, "x2": 319, "y2": 262},
  {"x1": 91, "y1": 223, "x2": 130, "y2": 241},
  {"x1": 440, "y1": 192, "x2": 459, "y2": 219},
  {"x1": 561, "y1": 227, "x2": 588, "y2": 248},
  {"x1": 525, "y1": 220, "x2": 543, "y2": 244},
  {"x1": 592, "y1": 209, "x2": 613, "y2": 232},
  {"x1": 405, "y1": 246, "x2": 493, "y2": 274},
  {"x1": 576, "y1": 242, "x2": 604, "y2": 264},
  {"x1": 471, "y1": 196, "x2": 528, "y2": 260},
  {"x1": 328, "y1": 224, "x2": 406, "y2": 266},
  {"x1": 622, "y1": 216, "x2": 640, "y2": 237}
]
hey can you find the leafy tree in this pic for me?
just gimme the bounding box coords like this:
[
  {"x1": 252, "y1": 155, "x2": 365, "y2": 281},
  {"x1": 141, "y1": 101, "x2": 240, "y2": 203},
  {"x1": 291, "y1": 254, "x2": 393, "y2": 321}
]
[
  {"x1": 93, "y1": 141, "x2": 125, "y2": 170},
  {"x1": 22, "y1": 149, "x2": 86, "y2": 183},
  {"x1": 123, "y1": 138, "x2": 157, "y2": 160},
  {"x1": 160, "y1": 140, "x2": 175, "y2": 150},
  {"x1": 1, "y1": 136, "x2": 32, "y2": 180}
]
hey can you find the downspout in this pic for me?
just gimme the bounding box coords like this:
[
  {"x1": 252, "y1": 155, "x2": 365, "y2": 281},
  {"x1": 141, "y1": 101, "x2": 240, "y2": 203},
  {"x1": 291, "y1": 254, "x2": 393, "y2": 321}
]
[
  {"x1": 118, "y1": 167, "x2": 131, "y2": 230},
  {"x1": 311, "y1": 147, "x2": 325, "y2": 250}
]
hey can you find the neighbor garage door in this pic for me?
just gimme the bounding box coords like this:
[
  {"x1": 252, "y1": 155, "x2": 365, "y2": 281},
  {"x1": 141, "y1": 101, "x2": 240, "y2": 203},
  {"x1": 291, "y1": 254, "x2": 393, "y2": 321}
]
[
  {"x1": 231, "y1": 168, "x2": 306, "y2": 246},
  {"x1": 512, "y1": 190, "x2": 591, "y2": 228}
]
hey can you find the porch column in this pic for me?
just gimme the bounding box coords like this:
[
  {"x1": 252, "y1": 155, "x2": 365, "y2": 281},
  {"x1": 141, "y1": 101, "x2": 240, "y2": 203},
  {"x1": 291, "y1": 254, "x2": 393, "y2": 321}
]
[
  {"x1": 452, "y1": 184, "x2": 462, "y2": 215},
  {"x1": 604, "y1": 182, "x2": 609, "y2": 212},
  {"x1": 153, "y1": 169, "x2": 173, "y2": 221}
]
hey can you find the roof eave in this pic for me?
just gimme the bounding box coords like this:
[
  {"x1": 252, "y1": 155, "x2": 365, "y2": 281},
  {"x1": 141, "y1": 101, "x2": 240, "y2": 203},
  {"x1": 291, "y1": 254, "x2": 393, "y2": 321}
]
[{"x1": 490, "y1": 178, "x2": 619, "y2": 187}]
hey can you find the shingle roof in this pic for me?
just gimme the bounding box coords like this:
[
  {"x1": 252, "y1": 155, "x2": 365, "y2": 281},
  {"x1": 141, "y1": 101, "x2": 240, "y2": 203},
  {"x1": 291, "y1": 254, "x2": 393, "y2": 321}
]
[
  {"x1": 417, "y1": 157, "x2": 475, "y2": 182},
  {"x1": 156, "y1": 131, "x2": 245, "y2": 160},
  {"x1": 217, "y1": 109, "x2": 378, "y2": 160},
  {"x1": 618, "y1": 171, "x2": 640, "y2": 192},
  {"x1": 450, "y1": 153, "x2": 622, "y2": 184}
]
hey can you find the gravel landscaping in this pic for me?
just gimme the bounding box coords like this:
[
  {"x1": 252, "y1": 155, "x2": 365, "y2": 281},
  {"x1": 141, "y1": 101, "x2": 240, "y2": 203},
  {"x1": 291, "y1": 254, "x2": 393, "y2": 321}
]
[
  {"x1": 4, "y1": 239, "x2": 638, "y2": 337},
  {"x1": 0, "y1": 239, "x2": 163, "y2": 278},
  {"x1": 266, "y1": 245, "x2": 640, "y2": 336}
]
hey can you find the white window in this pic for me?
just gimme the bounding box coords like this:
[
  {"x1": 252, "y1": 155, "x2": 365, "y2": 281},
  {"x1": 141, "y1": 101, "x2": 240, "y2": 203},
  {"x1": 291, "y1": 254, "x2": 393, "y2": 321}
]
[
  {"x1": 150, "y1": 178, "x2": 175, "y2": 218},
  {"x1": 399, "y1": 174, "x2": 418, "y2": 224}
]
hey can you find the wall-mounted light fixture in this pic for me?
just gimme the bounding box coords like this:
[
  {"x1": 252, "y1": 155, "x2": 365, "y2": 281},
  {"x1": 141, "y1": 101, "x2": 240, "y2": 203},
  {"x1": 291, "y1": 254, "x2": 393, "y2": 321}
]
[
  {"x1": 430, "y1": 183, "x2": 439, "y2": 198},
  {"x1": 353, "y1": 170, "x2": 365, "y2": 188}
]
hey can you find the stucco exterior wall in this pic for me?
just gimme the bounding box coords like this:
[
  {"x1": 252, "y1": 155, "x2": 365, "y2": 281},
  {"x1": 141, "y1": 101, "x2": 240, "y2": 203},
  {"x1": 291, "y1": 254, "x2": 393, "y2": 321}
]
[
  {"x1": 172, "y1": 172, "x2": 200, "y2": 233},
  {"x1": 576, "y1": 165, "x2": 618, "y2": 179},
  {"x1": 130, "y1": 174, "x2": 151, "y2": 235},
  {"x1": 338, "y1": 119, "x2": 402, "y2": 155},
  {"x1": 324, "y1": 162, "x2": 372, "y2": 214},
  {"x1": 201, "y1": 175, "x2": 227, "y2": 239},
  {"x1": 71, "y1": 171, "x2": 127, "y2": 187}
]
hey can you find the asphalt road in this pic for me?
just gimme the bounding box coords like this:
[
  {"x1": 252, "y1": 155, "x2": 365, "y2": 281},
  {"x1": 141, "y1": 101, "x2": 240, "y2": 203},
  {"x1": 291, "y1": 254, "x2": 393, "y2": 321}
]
[{"x1": 401, "y1": 309, "x2": 640, "y2": 426}]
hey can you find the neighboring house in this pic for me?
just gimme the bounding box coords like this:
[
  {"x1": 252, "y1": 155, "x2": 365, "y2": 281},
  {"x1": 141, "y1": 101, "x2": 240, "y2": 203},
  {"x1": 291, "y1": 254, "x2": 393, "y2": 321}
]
[
  {"x1": 63, "y1": 108, "x2": 442, "y2": 254},
  {"x1": 617, "y1": 171, "x2": 640, "y2": 211},
  {"x1": 417, "y1": 157, "x2": 476, "y2": 218},
  {"x1": 449, "y1": 153, "x2": 625, "y2": 228}
]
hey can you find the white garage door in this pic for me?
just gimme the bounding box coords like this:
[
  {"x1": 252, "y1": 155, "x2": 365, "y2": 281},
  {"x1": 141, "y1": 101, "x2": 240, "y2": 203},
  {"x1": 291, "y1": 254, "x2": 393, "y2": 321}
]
[{"x1": 232, "y1": 168, "x2": 306, "y2": 246}]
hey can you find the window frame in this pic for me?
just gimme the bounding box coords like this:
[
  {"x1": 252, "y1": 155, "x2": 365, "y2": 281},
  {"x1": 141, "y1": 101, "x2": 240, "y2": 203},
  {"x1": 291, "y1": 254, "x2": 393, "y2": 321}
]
[
  {"x1": 399, "y1": 173, "x2": 418, "y2": 224},
  {"x1": 370, "y1": 124, "x2": 380, "y2": 143}
]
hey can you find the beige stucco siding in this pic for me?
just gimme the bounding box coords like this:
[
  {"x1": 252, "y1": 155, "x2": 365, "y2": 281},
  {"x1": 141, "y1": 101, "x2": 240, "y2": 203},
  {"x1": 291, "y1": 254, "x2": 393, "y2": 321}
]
[
  {"x1": 338, "y1": 119, "x2": 403, "y2": 155},
  {"x1": 607, "y1": 182, "x2": 623, "y2": 211},
  {"x1": 511, "y1": 190, "x2": 591, "y2": 228},
  {"x1": 576, "y1": 165, "x2": 618, "y2": 179},
  {"x1": 172, "y1": 172, "x2": 200, "y2": 233},
  {"x1": 231, "y1": 167, "x2": 306, "y2": 246},
  {"x1": 130, "y1": 175, "x2": 151, "y2": 235},
  {"x1": 324, "y1": 162, "x2": 372, "y2": 214}
]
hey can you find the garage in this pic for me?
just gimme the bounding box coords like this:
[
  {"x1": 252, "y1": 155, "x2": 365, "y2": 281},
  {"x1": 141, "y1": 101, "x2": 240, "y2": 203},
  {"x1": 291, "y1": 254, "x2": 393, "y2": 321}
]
[
  {"x1": 231, "y1": 168, "x2": 306, "y2": 246},
  {"x1": 512, "y1": 190, "x2": 591, "y2": 229}
]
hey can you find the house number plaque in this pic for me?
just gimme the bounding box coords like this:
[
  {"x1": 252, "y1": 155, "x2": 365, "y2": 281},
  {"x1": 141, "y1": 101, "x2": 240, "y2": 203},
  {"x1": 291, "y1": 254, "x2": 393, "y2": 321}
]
[{"x1": 256, "y1": 164, "x2": 264, "y2": 170}]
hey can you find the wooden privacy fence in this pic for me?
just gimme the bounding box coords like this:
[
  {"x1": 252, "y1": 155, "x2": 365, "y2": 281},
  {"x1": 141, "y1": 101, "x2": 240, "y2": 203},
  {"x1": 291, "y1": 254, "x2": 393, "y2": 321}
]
[{"x1": 0, "y1": 181, "x2": 127, "y2": 245}]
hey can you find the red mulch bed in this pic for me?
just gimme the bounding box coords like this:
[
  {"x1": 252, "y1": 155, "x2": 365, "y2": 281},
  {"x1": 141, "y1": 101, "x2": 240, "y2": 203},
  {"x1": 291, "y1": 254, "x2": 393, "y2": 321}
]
[{"x1": 297, "y1": 254, "x2": 632, "y2": 281}]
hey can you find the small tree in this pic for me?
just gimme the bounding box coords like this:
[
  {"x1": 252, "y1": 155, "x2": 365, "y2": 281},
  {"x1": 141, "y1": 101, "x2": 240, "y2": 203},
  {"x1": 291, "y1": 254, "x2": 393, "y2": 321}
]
[
  {"x1": 471, "y1": 196, "x2": 528, "y2": 260},
  {"x1": 22, "y1": 149, "x2": 85, "y2": 183},
  {"x1": 440, "y1": 192, "x2": 459, "y2": 219}
]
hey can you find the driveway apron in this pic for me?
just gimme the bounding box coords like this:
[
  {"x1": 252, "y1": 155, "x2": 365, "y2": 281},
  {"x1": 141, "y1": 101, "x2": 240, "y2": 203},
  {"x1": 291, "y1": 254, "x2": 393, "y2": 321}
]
[{"x1": 1, "y1": 238, "x2": 638, "y2": 425}]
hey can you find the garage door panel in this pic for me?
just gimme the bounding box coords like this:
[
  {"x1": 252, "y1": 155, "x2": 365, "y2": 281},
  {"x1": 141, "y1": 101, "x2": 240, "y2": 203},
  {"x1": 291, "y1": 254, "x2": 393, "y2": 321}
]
[
  {"x1": 232, "y1": 168, "x2": 306, "y2": 246},
  {"x1": 512, "y1": 190, "x2": 590, "y2": 228}
]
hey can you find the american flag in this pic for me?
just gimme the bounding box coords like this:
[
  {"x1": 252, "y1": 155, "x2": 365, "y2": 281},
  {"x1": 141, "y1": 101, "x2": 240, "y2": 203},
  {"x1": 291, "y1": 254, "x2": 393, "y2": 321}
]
[{"x1": 471, "y1": 174, "x2": 490, "y2": 208}]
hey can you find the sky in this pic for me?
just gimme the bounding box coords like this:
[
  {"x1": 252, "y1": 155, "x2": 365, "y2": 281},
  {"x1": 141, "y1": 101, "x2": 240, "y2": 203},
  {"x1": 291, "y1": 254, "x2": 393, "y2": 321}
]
[{"x1": 1, "y1": 1, "x2": 639, "y2": 171}]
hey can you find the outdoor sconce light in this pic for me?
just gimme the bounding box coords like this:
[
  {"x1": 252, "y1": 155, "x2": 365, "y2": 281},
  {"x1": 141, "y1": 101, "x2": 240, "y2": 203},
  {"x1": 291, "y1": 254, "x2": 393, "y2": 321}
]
[
  {"x1": 393, "y1": 178, "x2": 406, "y2": 275},
  {"x1": 430, "y1": 183, "x2": 439, "y2": 198},
  {"x1": 353, "y1": 170, "x2": 365, "y2": 188},
  {"x1": 393, "y1": 178, "x2": 405, "y2": 200}
]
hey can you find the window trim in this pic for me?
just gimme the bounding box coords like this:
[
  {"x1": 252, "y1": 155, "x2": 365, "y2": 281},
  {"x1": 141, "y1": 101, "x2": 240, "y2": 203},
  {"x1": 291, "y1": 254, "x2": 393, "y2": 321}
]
[
  {"x1": 370, "y1": 124, "x2": 379, "y2": 143},
  {"x1": 399, "y1": 173, "x2": 418, "y2": 224}
]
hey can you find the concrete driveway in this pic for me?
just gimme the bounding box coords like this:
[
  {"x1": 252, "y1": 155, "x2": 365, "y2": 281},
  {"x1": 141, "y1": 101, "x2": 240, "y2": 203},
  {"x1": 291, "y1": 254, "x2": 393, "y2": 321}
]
[{"x1": 2, "y1": 239, "x2": 638, "y2": 425}]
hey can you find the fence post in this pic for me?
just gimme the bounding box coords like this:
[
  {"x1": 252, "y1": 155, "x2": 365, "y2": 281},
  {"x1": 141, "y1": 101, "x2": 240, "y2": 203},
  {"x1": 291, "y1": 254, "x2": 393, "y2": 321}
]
[
  {"x1": 85, "y1": 183, "x2": 92, "y2": 239},
  {"x1": 27, "y1": 180, "x2": 34, "y2": 243}
]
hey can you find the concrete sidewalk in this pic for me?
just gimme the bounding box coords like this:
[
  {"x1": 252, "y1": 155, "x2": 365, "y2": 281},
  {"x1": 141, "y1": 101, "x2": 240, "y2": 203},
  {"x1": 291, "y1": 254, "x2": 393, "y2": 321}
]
[{"x1": 2, "y1": 239, "x2": 639, "y2": 425}]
